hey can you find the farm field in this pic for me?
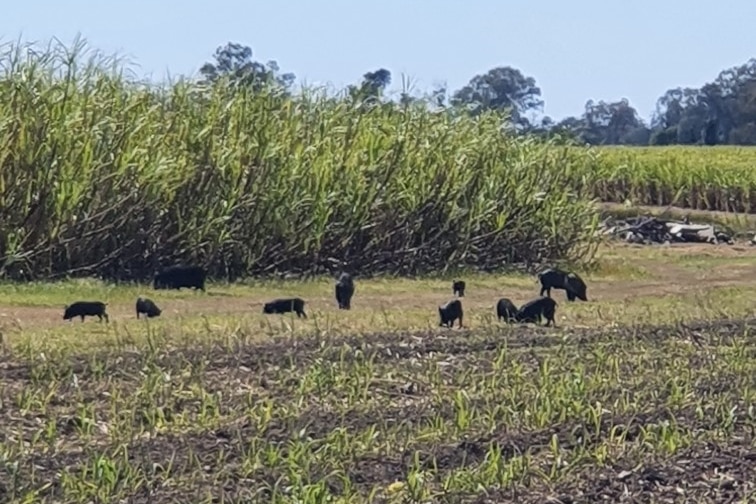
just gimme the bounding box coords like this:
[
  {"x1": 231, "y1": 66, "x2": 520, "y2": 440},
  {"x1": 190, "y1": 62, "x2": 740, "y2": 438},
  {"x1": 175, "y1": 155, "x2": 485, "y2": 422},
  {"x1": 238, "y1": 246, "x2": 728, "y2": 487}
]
[
  {"x1": 579, "y1": 145, "x2": 756, "y2": 213},
  {"x1": 1, "y1": 241, "x2": 755, "y2": 503},
  {"x1": 4, "y1": 38, "x2": 756, "y2": 504}
]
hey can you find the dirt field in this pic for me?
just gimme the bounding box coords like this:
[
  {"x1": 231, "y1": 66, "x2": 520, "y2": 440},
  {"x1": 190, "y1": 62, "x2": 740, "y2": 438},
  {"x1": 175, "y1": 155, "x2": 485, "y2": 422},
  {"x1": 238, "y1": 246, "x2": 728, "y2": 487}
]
[{"x1": 1, "y1": 240, "x2": 755, "y2": 503}]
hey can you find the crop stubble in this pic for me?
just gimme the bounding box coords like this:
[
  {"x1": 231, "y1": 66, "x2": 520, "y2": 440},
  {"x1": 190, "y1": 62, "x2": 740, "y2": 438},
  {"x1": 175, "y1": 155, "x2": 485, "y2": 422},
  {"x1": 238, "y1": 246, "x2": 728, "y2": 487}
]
[{"x1": 0, "y1": 318, "x2": 754, "y2": 503}]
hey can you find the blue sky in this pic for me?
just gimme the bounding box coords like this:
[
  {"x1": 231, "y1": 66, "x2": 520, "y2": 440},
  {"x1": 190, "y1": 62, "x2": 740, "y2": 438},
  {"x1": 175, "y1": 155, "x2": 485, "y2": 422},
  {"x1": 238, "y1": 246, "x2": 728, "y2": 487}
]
[{"x1": 2, "y1": 0, "x2": 754, "y2": 123}]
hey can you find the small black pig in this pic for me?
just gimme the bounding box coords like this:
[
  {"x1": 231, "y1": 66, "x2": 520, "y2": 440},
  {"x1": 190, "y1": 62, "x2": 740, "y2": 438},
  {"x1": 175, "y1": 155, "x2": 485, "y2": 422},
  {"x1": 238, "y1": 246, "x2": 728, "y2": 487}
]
[
  {"x1": 153, "y1": 265, "x2": 207, "y2": 292},
  {"x1": 495, "y1": 298, "x2": 519, "y2": 323},
  {"x1": 438, "y1": 299, "x2": 463, "y2": 328},
  {"x1": 335, "y1": 273, "x2": 355, "y2": 310},
  {"x1": 136, "y1": 297, "x2": 162, "y2": 319},
  {"x1": 516, "y1": 296, "x2": 558, "y2": 327},
  {"x1": 452, "y1": 280, "x2": 466, "y2": 297},
  {"x1": 63, "y1": 301, "x2": 109, "y2": 323},
  {"x1": 263, "y1": 297, "x2": 307, "y2": 318},
  {"x1": 537, "y1": 267, "x2": 588, "y2": 302}
]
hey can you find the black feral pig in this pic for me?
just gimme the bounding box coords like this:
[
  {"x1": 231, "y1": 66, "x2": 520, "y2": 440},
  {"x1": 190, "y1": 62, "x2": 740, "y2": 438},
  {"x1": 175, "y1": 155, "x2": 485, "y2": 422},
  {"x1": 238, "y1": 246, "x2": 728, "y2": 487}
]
[
  {"x1": 63, "y1": 301, "x2": 109, "y2": 322},
  {"x1": 496, "y1": 298, "x2": 519, "y2": 323},
  {"x1": 335, "y1": 272, "x2": 355, "y2": 310},
  {"x1": 438, "y1": 299, "x2": 463, "y2": 328},
  {"x1": 136, "y1": 297, "x2": 162, "y2": 319},
  {"x1": 516, "y1": 296, "x2": 558, "y2": 327},
  {"x1": 452, "y1": 280, "x2": 466, "y2": 297},
  {"x1": 153, "y1": 265, "x2": 207, "y2": 292},
  {"x1": 263, "y1": 297, "x2": 307, "y2": 318},
  {"x1": 537, "y1": 267, "x2": 588, "y2": 302}
]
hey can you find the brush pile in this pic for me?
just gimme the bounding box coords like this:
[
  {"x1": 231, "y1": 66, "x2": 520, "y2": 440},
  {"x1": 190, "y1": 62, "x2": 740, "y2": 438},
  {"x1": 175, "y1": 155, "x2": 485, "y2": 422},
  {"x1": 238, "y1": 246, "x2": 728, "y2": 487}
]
[{"x1": 599, "y1": 215, "x2": 734, "y2": 245}]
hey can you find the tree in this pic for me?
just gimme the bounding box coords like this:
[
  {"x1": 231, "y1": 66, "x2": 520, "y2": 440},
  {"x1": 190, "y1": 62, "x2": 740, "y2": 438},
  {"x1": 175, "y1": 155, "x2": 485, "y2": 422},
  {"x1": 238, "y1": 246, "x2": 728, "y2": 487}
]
[
  {"x1": 450, "y1": 66, "x2": 544, "y2": 129},
  {"x1": 649, "y1": 59, "x2": 756, "y2": 145},
  {"x1": 550, "y1": 116, "x2": 586, "y2": 141},
  {"x1": 347, "y1": 68, "x2": 392, "y2": 102},
  {"x1": 729, "y1": 79, "x2": 756, "y2": 144},
  {"x1": 649, "y1": 127, "x2": 678, "y2": 146},
  {"x1": 199, "y1": 42, "x2": 295, "y2": 92},
  {"x1": 430, "y1": 84, "x2": 448, "y2": 109},
  {"x1": 361, "y1": 68, "x2": 391, "y2": 97},
  {"x1": 553, "y1": 99, "x2": 648, "y2": 145},
  {"x1": 526, "y1": 116, "x2": 557, "y2": 138},
  {"x1": 651, "y1": 88, "x2": 686, "y2": 130}
]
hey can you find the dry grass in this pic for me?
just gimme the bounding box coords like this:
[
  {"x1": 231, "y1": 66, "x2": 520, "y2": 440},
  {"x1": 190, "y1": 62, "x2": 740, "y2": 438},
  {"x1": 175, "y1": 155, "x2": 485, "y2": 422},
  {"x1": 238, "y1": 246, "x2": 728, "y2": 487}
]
[
  {"x1": 2, "y1": 242, "x2": 756, "y2": 348},
  {"x1": 1, "y1": 243, "x2": 755, "y2": 503}
]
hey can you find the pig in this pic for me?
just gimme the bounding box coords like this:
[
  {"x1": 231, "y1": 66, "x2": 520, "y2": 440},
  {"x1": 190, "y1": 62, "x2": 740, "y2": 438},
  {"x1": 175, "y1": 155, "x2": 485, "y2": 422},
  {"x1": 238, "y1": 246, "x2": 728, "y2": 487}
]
[
  {"x1": 452, "y1": 280, "x2": 466, "y2": 297},
  {"x1": 537, "y1": 267, "x2": 588, "y2": 302},
  {"x1": 495, "y1": 298, "x2": 519, "y2": 323},
  {"x1": 263, "y1": 297, "x2": 307, "y2": 318},
  {"x1": 153, "y1": 265, "x2": 206, "y2": 292},
  {"x1": 438, "y1": 299, "x2": 463, "y2": 328},
  {"x1": 63, "y1": 301, "x2": 109, "y2": 323},
  {"x1": 516, "y1": 296, "x2": 558, "y2": 327},
  {"x1": 136, "y1": 297, "x2": 162, "y2": 319},
  {"x1": 335, "y1": 272, "x2": 355, "y2": 310}
]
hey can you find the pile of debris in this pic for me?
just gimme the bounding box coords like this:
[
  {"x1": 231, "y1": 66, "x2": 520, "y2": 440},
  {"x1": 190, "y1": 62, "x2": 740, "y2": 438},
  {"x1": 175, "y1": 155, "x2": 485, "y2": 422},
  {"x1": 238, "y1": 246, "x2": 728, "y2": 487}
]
[{"x1": 599, "y1": 215, "x2": 735, "y2": 245}]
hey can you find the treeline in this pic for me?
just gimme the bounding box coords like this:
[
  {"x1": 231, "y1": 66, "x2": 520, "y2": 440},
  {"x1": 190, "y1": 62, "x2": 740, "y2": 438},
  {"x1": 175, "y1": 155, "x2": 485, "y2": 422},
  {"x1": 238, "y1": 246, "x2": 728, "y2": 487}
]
[
  {"x1": 545, "y1": 61, "x2": 756, "y2": 147},
  {"x1": 199, "y1": 42, "x2": 756, "y2": 147}
]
